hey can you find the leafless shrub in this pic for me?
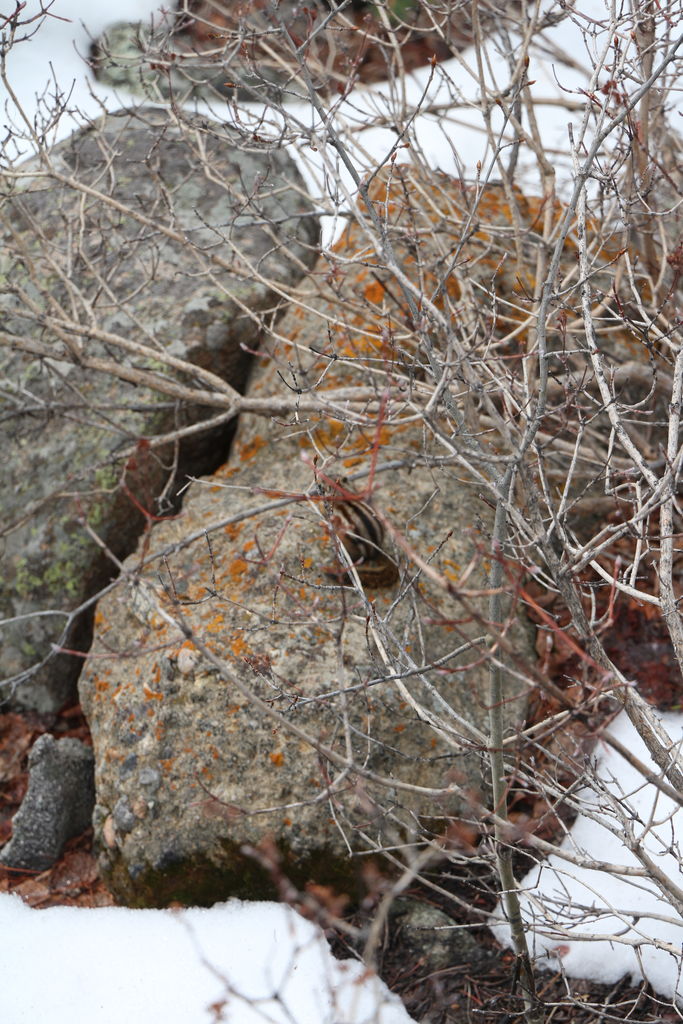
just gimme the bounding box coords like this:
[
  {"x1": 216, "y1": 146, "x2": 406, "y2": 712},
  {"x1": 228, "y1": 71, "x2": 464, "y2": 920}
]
[{"x1": 3, "y1": 1, "x2": 683, "y2": 1020}]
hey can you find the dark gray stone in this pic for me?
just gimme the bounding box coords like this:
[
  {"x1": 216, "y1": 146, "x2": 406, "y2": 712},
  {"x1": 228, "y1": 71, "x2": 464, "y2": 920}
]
[
  {"x1": 113, "y1": 798, "x2": 137, "y2": 835},
  {"x1": 0, "y1": 734, "x2": 95, "y2": 871},
  {"x1": 0, "y1": 106, "x2": 319, "y2": 713},
  {"x1": 389, "y1": 898, "x2": 499, "y2": 975}
]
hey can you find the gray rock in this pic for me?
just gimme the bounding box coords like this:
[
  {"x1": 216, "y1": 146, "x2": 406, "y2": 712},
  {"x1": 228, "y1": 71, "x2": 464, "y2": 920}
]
[
  {"x1": 113, "y1": 797, "x2": 137, "y2": 835},
  {"x1": 0, "y1": 734, "x2": 95, "y2": 871},
  {"x1": 389, "y1": 898, "x2": 498, "y2": 975},
  {"x1": 91, "y1": 20, "x2": 304, "y2": 107},
  {"x1": 0, "y1": 106, "x2": 319, "y2": 713},
  {"x1": 79, "y1": 168, "x2": 539, "y2": 907}
]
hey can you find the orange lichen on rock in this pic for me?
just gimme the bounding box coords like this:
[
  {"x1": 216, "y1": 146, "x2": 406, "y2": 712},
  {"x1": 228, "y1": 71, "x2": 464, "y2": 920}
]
[
  {"x1": 363, "y1": 280, "x2": 385, "y2": 304},
  {"x1": 236, "y1": 436, "x2": 267, "y2": 462},
  {"x1": 227, "y1": 557, "x2": 250, "y2": 583},
  {"x1": 312, "y1": 170, "x2": 631, "y2": 389},
  {"x1": 229, "y1": 633, "x2": 249, "y2": 658}
]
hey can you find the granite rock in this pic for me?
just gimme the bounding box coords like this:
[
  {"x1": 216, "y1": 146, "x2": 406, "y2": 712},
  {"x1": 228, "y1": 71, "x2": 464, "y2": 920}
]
[
  {"x1": 0, "y1": 106, "x2": 318, "y2": 712},
  {"x1": 78, "y1": 169, "x2": 546, "y2": 906}
]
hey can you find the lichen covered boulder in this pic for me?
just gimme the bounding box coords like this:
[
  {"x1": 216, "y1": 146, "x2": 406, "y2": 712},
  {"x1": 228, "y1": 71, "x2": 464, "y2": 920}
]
[
  {"x1": 78, "y1": 168, "x2": 555, "y2": 907},
  {"x1": 0, "y1": 106, "x2": 318, "y2": 712}
]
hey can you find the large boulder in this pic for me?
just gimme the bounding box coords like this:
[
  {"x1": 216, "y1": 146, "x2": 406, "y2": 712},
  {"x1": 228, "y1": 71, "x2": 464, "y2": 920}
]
[
  {"x1": 78, "y1": 168, "x2": 545, "y2": 907},
  {"x1": 0, "y1": 106, "x2": 319, "y2": 713}
]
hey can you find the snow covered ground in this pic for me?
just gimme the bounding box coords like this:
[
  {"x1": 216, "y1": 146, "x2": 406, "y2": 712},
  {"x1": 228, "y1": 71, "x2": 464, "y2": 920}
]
[
  {"x1": 3, "y1": 0, "x2": 683, "y2": 1016},
  {"x1": 493, "y1": 710, "x2": 683, "y2": 1005},
  {"x1": 0, "y1": 895, "x2": 414, "y2": 1024},
  {"x1": 0, "y1": 0, "x2": 167, "y2": 161},
  {"x1": 5, "y1": 710, "x2": 683, "y2": 1021}
]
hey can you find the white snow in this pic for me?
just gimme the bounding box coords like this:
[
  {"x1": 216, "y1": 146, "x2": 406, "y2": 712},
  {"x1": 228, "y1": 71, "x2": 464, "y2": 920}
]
[
  {"x1": 493, "y1": 710, "x2": 683, "y2": 1003},
  {"x1": 0, "y1": 0, "x2": 168, "y2": 157},
  {"x1": 0, "y1": 894, "x2": 414, "y2": 1024}
]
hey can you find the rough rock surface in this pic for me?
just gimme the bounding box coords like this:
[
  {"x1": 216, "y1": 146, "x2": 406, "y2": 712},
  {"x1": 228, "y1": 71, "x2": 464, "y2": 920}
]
[
  {"x1": 0, "y1": 734, "x2": 95, "y2": 871},
  {"x1": 78, "y1": 168, "x2": 549, "y2": 907},
  {"x1": 0, "y1": 106, "x2": 318, "y2": 713},
  {"x1": 388, "y1": 897, "x2": 499, "y2": 975},
  {"x1": 91, "y1": 2, "x2": 466, "y2": 105}
]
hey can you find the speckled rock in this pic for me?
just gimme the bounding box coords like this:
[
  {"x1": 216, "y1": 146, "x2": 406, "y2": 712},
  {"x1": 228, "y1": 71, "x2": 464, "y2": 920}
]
[
  {"x1": 78, "y1": 168, "x2": 548, "y2": 907},
  {"x1": 0, "y1": 734, "x2": 95, "y2": 871},
  {"x1": 1, "y1": 106, "x2": 318, "y2": 713}
]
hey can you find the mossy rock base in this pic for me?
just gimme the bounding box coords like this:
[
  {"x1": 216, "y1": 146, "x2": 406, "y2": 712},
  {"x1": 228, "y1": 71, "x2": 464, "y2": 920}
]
[{"x1": 102, "y1": 836, "x2": 374, "y2": 909}]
